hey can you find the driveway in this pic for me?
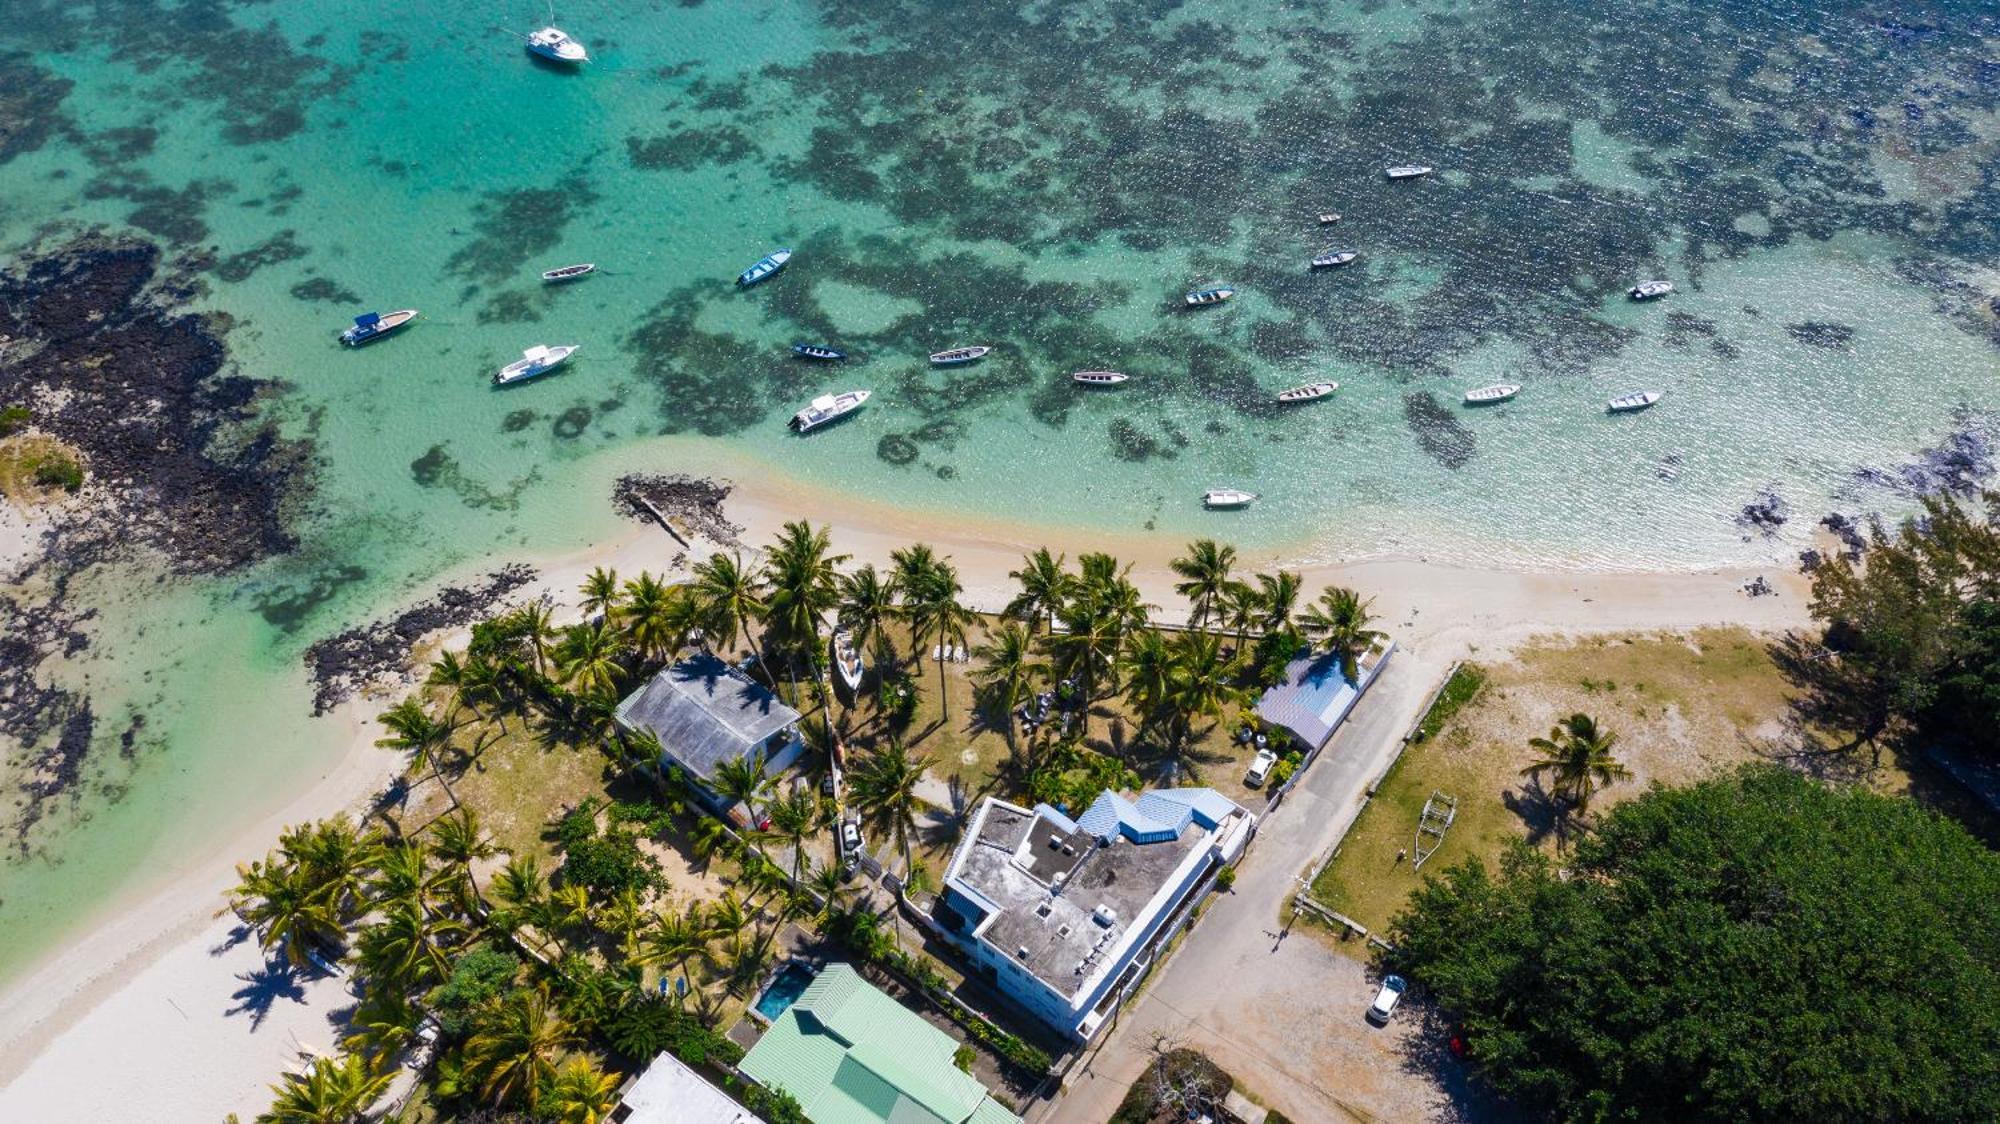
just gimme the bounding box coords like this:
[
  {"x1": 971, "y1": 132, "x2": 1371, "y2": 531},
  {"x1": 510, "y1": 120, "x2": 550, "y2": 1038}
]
[{"x1": 1039, "y1": 652, "x2": 1461, "y2": 1123}]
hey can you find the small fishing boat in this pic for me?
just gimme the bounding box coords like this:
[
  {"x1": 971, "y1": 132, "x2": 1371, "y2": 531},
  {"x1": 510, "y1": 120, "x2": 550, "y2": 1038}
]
[
  {"x1": 339, "y1": 309, "x2": 417, "y2": 347},
  {"x1": 1203, "y1": 489, "x2": 1259, "y2": 509},
  {"x1": 831, "y1": 629, "x2": 865, "y2": 691},
  {"x1": 1385, "y1": 165, "x2": 1433, "y2": 179},
  {"x1": 929, "y1": 346, "x2": 991, "y2": 365},
  {"x1": 1312, "y1": 249, "x2": 1359, "y2": 269},
  {"x1": 1277, "y1": 381, "x2": 1339, "y2": 403},
  {"x1": 737, "y1": 248, "x2": 792, "y2": 287},
  {"x1": 1317, "y1": 212, "x2": 1342, "y2": 225},
  {"x1": 525, "y1": 26, "x2": 588, "y2": 64},
  {"x1": 494, "y1": 343, "x2": 578, "y2": 386},
  {"x1": 792, "y1": 343, "x2": 847, "y2": 361},
  {"x1": 1607, "y1": 390, "x2": 1662, "y2": 413},
  {"x1": 1628, "y1": 280, "x2": 1674, "y2": 301},
  {"x1": 791, "y1": 389, "x2": 870, "y2": 432},
  {"x1": 541, "y1": 263, "x2": 595, "y2": 283},
  {"x1": 1072, "y1": 370, "x2": 1129, "y2": 386},
  {"x1": 1185, "y1": 286, "x2": 1236, "y2": 306},
  {"x1": 1463, "y1": 383, "x2": 1521, "y2": 405}
]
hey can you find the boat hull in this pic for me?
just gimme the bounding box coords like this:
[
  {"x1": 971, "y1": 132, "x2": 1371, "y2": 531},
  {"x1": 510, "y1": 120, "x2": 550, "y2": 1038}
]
[{"x1": 340, "y1": 309, "x2": 418, "y2": 347}]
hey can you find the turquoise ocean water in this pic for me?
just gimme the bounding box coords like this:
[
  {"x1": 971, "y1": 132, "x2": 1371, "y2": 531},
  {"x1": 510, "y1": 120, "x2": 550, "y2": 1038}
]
[{"x1": 0, "y1": 0, "x2": 1995, "y2": 981}]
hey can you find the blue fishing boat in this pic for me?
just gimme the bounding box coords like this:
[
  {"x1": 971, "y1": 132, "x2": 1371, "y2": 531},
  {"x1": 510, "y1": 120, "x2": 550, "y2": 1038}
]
[
  {"x1": 792, "y1": 343, "x2": 847, "y2": 361},
  {"x1": 738, "y1": 248, "x2": 792, "y2": 287},
  {"x1": 340, "y1": 309, "x2": 417, "y2": 347},
  {"x1": 1185, "y1": 286, "x2": 1236, "y2": 306}
]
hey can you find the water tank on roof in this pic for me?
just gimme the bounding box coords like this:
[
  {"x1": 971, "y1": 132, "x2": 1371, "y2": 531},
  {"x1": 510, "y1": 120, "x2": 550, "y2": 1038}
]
[{"x1": 1093, "y1": 904, "x2": 1117, "y2": 926}]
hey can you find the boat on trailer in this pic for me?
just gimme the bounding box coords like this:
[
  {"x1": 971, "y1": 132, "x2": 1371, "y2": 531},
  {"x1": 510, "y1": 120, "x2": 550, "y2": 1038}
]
[
  {"x1": 541, "y1": 263, "x2": 595, "y2": 283},
  {"x1": 1607, "y1": 390, "x2": 1662, "y2": 413},
  {"x1": 1385, "y1": 165, "x2": 1433, "y2": 179},
  {"x1": 525, "y1": 26, "x2": 588, "y2": 64},
  {"x1": 930, "y1": 346, "x2": 991, "y2": 365},
  {"x1": 832, "y1": 629, "x2": 865, "y2": 691},
  {"x1": 1203, "y1": 489, "x2": 1259, "y2": 509},
  {"x1": 792, "y1": 343, "x2": 847, "y2": 361},
  {"x1": 495, "y1": 343, "x2": 579, "y2": 386},
  {"x1": 1072, "y1": 370, "x2": 1129, "y2": 386},
  {"x1": 1463, "y1": 383, "x2": 1520, "y2": 405},
  {"x1": 340, "y1": 309, "x2": 418, "y2": 346},
  {"x1": 1629, "y1": 280, "x2": 1674, "y2": 300},
  {"x1": 738, "y1": 249, "x2": 792, "y2": 287},
  {"x1": 1185, "y1": 286, "x2": 1237, "y2": 306},
  {"x1": 791, "y1": 389, "x2": 870, "y2": 432},
  {"x1": 1312, "y1": 249, "x2": 1359, "y2": 269},
  {"x1": 1276, "y1": 381, "x2": 1339, "y2": 403}
]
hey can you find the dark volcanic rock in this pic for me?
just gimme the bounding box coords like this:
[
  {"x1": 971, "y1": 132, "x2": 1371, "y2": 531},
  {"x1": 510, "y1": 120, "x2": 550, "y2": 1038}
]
[
  {"x1": 303, "y1": 566, "x2": 538, "y2": 715},
  {"x1": 1738, "y1": 488, "x2": 1789, "y2": 535},
  {"x1": 612, "y1": 474, "x2": 740, "y2": 545}
]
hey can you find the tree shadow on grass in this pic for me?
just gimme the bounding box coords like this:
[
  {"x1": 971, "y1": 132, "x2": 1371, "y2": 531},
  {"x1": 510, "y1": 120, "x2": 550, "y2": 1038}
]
[
  {"x1": 1501, "y1": 777, "x2": 1584, "y2": 852},
  {"x1": 224, "y1": 957, "x2": 309, "y2": 1031}
]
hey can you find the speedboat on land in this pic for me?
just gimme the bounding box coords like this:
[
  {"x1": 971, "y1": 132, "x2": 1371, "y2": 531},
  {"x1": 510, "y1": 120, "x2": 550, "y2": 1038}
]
[
  {"x1": 791, "y1": 389, "x2": 870, "y2": 432},
  {"x1": 832, "y1": 629, "x2": 865, "y2": 691},
  {"x1": 1607, "y1": 390, "x2": 1662, "y2": 413},
  {"x1": 792, "y1": 343, "x2": 847, "y2": 361},
  {"x1": 494, "y1": 344, "x2": 578, "y2": 386},
  {"x1": 1317, "y1": 212, "x2": 1342, "y2": 225},
  {"x1": 1185, "y1": 286, "x2": 1236, "y2": 306},
  {"x1": 541, "y1": 263, "x2": 595, "y2": 283},
  {"x1": 1203, "y1": 489, "x2": 1259, "y2": 509},
  {"x1": 1312, "y1": 249, "x2": 1359, "y2": 269},
  {"x1": 1072, "y1": 370, "x2": 1129, "y2": 386},
  {"x1": 1463, "y1": 383, "x2": 1520, "y2": 405},
  {"x1": 1276, "y1": 381, "x2": 1339, "y2": 403},
  {"x1": 930, "y1": 346, "x2": 991, "y2": 365},
  {"x1": 1629, "y1": 280, "x2": 1674, "y2": 300},
  {"x1": 339, "y1": 309, "x2": 417, "y2": 346},
  {"x1": 738, "y1": 249, "x2": 791, "y2": 287},
  {"x1": 525, "y1": 26, "x2": 588, "y2": 64},
  {"x1": 1385, "y1": 165, "x2": 1433, "y2": 179}
]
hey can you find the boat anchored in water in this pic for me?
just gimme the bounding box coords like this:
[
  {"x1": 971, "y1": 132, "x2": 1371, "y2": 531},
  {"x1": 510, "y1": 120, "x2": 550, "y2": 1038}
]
[
  {"x1": 1072, "y1": 370, "x2": 1129, "y2": 386},
  {"x1": 930, "y1": 346, "x2": 991, "y2": 365},
  {"x1": 494, "y1": 344, "x2": 578, "y2": 386},
  {"x1": 791, "y1": 389, "x2": 870, "y2": 432},
  {"x1": 1203, "y1": 489, "x2": 1259, "y2": 509},
  {"x1": 1385, "y1": 165, "x2": 1434, "y2": 179},
  {"x1": 792, "y1": 343, "x2": 847, "y2": 361},
  {"x1": 525, "y1": 26, "x2": 588, "y2": 64},
  {"x1": 340, "y1": 309, "x2": 418, "y2": 347},
  {"x1": 1312, "y1": 249, "x2": 1359, "y2": 269},
  {"x1": 1276, "y1": 381, "x2": 1339, "y2": 403},
  {"x1": 541, "y1": 263, "x2": 595, "y2": 283},
  {"x1": 1185, "y1": 286, "x2": 1236, "y2": 306},
  {"x1": 1317, "y1": 212, "x2": 1342, "y2": 225},
  {"x1": 1629, "y1": 280, "x2": 1674, "y2": 301},
  {"x1": 1463, "y1": 384, "x2": 1520, "y2": 405},
  {"x1": 1607, "y1": 390, "x2": 1662, "y2": 413},
  {"x1": 738, "y1": 248, "x2": 792, "y2": 287}
]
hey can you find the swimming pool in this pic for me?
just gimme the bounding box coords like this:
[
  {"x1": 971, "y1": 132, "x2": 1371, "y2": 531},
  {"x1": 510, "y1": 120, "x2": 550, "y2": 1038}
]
[{"x1": 754, "y1": 961, "x2": 817, "y2": 1021}]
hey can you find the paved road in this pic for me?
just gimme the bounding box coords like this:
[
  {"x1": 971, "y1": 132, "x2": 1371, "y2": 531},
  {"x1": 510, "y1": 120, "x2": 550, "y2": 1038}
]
[{"x1": 1038, "y1": 650, "x2": 1454, "y2": 1123}]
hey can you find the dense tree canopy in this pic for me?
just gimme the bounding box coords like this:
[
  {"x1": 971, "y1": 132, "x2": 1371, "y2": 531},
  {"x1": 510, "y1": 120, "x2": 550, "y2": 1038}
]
[{"x1": 1385, "y1": 766, "x2": 2000, "y2": 1122}]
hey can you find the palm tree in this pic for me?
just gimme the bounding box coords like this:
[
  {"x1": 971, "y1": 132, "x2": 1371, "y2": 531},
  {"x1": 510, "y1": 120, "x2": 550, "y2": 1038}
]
[
  {"x1": 1171, "y1": 539, "x2": 1237, "y2": 628},
  {"x1": 1254, "y1": 570, "x2": 1303, "y2": 635},
  {"x1": 230, "y1": 858, "x2": 344, "y2": 970},
  {"x1": 635, "y1": 908, "x2": 708, "y2": 989},
  {"x1": 579, "y1": 566, "x2": 621, "y2": 620},
  {"x1": 558, "y1": 618, "x2": 629, "y2": 703},
  {"x1": 1217, "y1": 580, "x2": 1263, "y2": 653},
  {"x1": 1005, "y1": 548, "x2": 1073, "y2": 634},
  {"x1": 354, "y1": 899, "x2": 466, "y2": 990},
  {"x1": 765, "y1": 787, "x2": 822, "y2": 881},
  {"x1": 837, "y1": 563, "x2": 898, "y2": 672},
  {"x1": 690, "y1": 550, "x2": 767, "y2": 668},
  {"x1": 906, "y1": 556, "x2": 976, "y2": 721},
  {"x1": 710, "y1": 750, "x2": 775, "y2": 822},
  {"x1": 972, "y1": 621, "x2": 1046, "y2": 764},
  {"x1": 491, "y1": 854, "x2": 545, "y2": 919},
  {"x1": 366, "y1": 839, "x2": 439, "y2": 916},
  {"x1": 258, "y1": 1053, "x2": 391, "y2": 1124},
  {"x1": 540, "y1": 1056, "x2": 621, "y2": 1124},
  {"x1": 802, "y1": 858, "x2": 852, "y2": 928},
  {"x1": 764, "y1": 520, "x2": 848, "y2": 663},
  {"x1": 463, "y1": 988, "x2": 574, "y2": 1110},
  {"x1": 704, "y1": 890, "x2": 750, "y2": 948},
  {"x1": 516, "y1": 601, "x2": 559, "y2": 678},
  {"x1": 427, "y1": 807, "x2": 495, "y2": 915},
  {"x1": 342, "y1": 989, "x2": 421, "y2": 1069},
  {"x1": 1520, "y1": 713, "x2": 1632, "y2": 818},
  {"x1": 377, "y1": 697, "x2": 459, "y2": 810},
  {"x1": 1299, "y1": 586, "x2": 1385, "y2": 681},
  {"x1": 597, "y1": 886, "x2": 649, "y2": 959},
  {"x1": 284, "y1": 816, "x2": 379, "y2": 924},
  {"x1": 1048, "y1": 599, "x2": 1119, "y2": 732},
  {"x1": 620, "y1": 572, "x2": 678, "y2": 662},
  {"x1": 425, "y1": 649, "x2": 472, "y2": 726},
  {"x1": 548, "y1": 884, "x2": 595, "y2": 940},
  {"x1": 849, "y1": 739, "x2": 933, "y2": 868},
  {"x1": 1159, "y1": 631, "x2": 1238, "y2": 779},
  {"x1": 1119, "y1": 627, "x2": 1175, "y2": 729}
]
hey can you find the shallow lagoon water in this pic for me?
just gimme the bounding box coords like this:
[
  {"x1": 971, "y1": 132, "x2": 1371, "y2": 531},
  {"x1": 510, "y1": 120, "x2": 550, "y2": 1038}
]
[{"x1": 0, "y1": 0, "x2": 1995, "y2": 980}]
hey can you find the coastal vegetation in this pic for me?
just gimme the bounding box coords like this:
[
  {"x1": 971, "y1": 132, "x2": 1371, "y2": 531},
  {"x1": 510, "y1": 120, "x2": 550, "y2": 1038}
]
[
  {"x1": 0, "y1": 430, "x2": 85, "y2": 504},
  {"x1": 1383, "y1": 766, "x2": 2000, "y2": 1121}
]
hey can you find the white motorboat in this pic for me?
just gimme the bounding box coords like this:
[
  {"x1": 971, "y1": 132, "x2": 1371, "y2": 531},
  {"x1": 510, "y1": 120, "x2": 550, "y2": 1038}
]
[
  {"x1": 1276, "y1": 381, "x2": 1339, "y2": 403},
  {"x1": 1317, "y1": 212, "x2": 1342, "y2": 224},
  {"x1": 1203, "y1": 489, "x2": 1259, "y2": 509},
  {"x1": 1629, "y1": 280, "x2": 1674, "y2": 300},
  {"x1": 494, "y1": 344, "x2": 578, "y2": 385},
  {"x1": 738, "y1": 248, "x2": 792, "y2": 286},
  {"x1": 1072, "y1": 370, "x2": 1129, "y2": 386},
  {"x1": 1185, "y1": 286, "x2": 1236, "y2": 306},
  {"x1": 791, "y1": 389, "x2": 870, "y2": 432},
  {"x1": 525, "y1": 26, "x2": 588, "y2": 63},
  {"x1": 1311, "y1": 249, "x2": 1359, "y2": 269},
  {"x1": 1464, "y1": 384, "x2": 1520, "y2": 405},
  {"x1": 831, "y1": 629, "x2": 865, "y2": 691},
  {"x1": 541, "y1": 263, "x2": 595, "y2": 283},
  {"x1": 1607, "y1": 390, "x2": 1662, "y2": 413},
  {"x1": 930, "y1": 346, "x2": 991, "y2": 365},
  {"x1": 339, "y1": 309, "x2": 418, "y2": 346},
  {"x1": 1385, "y1": 165, "x2": 1434, "y2": 179}
]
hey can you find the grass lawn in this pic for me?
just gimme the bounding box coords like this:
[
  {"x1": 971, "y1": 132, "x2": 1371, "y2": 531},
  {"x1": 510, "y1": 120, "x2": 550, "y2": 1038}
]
[{"x1": 1308, "y1": 628, "x2": 1840, "y2": 935}]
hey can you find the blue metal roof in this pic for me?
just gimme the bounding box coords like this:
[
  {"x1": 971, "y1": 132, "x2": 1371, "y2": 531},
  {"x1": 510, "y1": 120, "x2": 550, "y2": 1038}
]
[
  {"x1": 1256, "y1": 650, "x2": 1363, "y2": 748},
  {"x1": 1076, "y1": 788, "x2": 1233, "y2": 845}
]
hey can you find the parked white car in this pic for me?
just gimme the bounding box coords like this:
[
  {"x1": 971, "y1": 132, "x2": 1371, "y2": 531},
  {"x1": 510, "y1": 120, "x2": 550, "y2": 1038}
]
[
  {"x1": 839, "y1": 819, "x2": 862, "y2": 856},
  {"x1": 1244, "y1": 747, "x2": 1279, "y2": 787},
  {"x1": 1368, "y1": 975, "x2": 1407, "y2": 1024}
]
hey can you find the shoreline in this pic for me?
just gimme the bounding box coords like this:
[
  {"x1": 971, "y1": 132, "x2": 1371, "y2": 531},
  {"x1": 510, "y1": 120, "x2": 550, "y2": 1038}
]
[{"x1": 0, "y1": 463, "x2": 1816, "y2": 1113}]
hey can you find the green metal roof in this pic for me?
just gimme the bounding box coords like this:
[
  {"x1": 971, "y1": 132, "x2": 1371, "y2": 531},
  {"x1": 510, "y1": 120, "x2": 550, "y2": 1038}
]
[{"x1": 739, "y1": 965, "x2": 1021, "y2": 1124}]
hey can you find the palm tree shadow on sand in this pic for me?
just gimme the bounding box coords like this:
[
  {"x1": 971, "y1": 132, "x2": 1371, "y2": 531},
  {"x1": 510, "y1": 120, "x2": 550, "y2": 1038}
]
[
  {"x1": 224, "y1": 959, "x2": 310, "y2": 1031},
  {"x1": 1502, "y1": 776, "x2": 1586, "y2": 852}
]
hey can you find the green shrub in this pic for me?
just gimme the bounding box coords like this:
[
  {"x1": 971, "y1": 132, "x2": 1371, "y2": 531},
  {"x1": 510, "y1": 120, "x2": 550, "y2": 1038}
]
[
  {"x1": 1411, "y1": 664, "x2": 1485, "y2": 743},
  {"x1": 30, "y1": 451, "x2": 82, "y2": 492},
  {"x1": 0, "y1": 405, "x2": 28, "y2": 436},
  {"x1": 426, "y1": 945, "x2": 521, "y2": 1038},
  {"x1": 953, "y1": 1044, "x2": 976, "y2": 1072},
  {"x1": 555, "y1": 800, "x2": 666, "y2": 898},
  {"x1": 1215, "y1": 865, "x2": 1237, "y2": 892}
]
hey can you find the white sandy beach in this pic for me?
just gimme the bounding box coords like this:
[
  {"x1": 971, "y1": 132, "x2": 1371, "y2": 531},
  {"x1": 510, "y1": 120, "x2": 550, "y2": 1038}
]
[{"x1": 0, "y1": 468, "x2": 1816, "y2": 1120}]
